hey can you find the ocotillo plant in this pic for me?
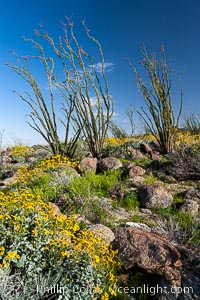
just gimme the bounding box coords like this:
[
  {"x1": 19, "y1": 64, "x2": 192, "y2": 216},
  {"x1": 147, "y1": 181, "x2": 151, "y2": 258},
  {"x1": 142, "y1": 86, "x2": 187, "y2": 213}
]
[
  {"x1": 6, "y1": 18, "x2": 113, "y2": 158},
  {"x1": 129, "y1": 45, "x2": 183, "y2": 153},
  {"x1": 183, "y1": 112, "x2": 200, "y2": 135}
]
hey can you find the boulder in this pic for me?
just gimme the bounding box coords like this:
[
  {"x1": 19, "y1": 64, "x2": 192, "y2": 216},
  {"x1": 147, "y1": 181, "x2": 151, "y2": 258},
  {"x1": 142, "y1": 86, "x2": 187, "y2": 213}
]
[
  {"x1": 128, "y1": 176, "x2": 146, "y2": 188},
  {"x1": 79, "y1": 157, "x2": 98, "y2": 173},
  {"x1": 0, "y1": 170, "x2": 15, "y2": 180},
  {"x1": 140, "y1": 143, "x2": 152, "y2": 155},
  {"x1": 109, "y1": 183, "x2": 123, "y2": 199},
  {"x1": 87, "y1": 224, "x2": 115, "y2": 245},
  {"x1": 180, "y1": 187, "x2": 200, "y2": 202},
  {"x1": 150, "y1": 140, "x2": 162, "y2": 153},
  {"x1": 126, "y1": 147, "x2": 144, "y2": 160},
  {"x1": 112, "y1": 227, "x2": 182, "y2": 286},
  {"x1": 98, "y1": 157, "x2": 122, "y2": 172},
  {"x1": 178, "y1": 199, "x2": 199, "y2": 216},
  {"x1": 125, "y1": 222, "x2": 151, "y2": 232},
  {"x1": 49, "y1": 202, "x2": 61, "y2": 216},
  {"x1": 122, "y1": 162, "x2": 146, "y2": 178},
  {"x1": 1, "y1": 155, "x2": 12, "y2": 164},
  {"x1": 0, "y1": 176, "x2": 17, "y2": 189},
  {"x1": 138, "y1": 183, "x2": 173, "y2": 209}
]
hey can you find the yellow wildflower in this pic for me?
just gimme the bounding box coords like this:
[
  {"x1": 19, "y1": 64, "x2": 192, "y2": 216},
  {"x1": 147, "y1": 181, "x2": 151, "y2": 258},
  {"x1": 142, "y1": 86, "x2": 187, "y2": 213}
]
[
  {"x1": 0, "y1": 247, "x2": 5, "y2": 256},
  {"x1": 5, "y1": 251, "x2": 20, "y2": 261},
  {"x1": 101, "y1": 292, "x2": 109, "y2": 300},
  {"x1": 32, "y1": 228, "x2": 38, "y2": 236},
  {"x1": 93, "y1": 285, "x2": 101, "y2": 294}
]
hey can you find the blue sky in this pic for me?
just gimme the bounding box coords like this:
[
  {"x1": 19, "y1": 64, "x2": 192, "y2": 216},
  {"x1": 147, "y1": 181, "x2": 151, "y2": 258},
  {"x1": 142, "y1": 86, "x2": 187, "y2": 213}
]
[{"x1": 0, "y1": 0, "x2": 200, "y2": 145}]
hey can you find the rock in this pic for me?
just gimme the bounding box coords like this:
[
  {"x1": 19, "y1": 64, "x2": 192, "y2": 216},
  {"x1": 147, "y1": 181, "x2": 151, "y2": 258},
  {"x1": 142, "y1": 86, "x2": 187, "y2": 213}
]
[
  {"x1": 151, "y1": 153, "x2": 163, "y2": 161},
  {"x1": 122, "y1": 163, "x2": 146, "y2": 178},
  {"x1": 79, "y1": 157, "x2": 98, "y2": 173},
  {"x1": 55, "y1": 195, "x2": 67, "y2": 209},
  {"x1": 34, "y1": 149, "x2": 50, "y2": 159},
  {"x1": 0, "y1": 176, "x2": 17, "y2": 188},
  {"x1": 126, "y1": 147, "x2": 144, "y2": 160},
  {"x1": 125, "y1": 222, "x2": 151, "y2": 232},
  {"x1": 98, "y1": 157, "x2": 122, "y2": 172},
  {"x1": 140, "y1": 208, "x2": 152, "y2": 214},
  {"x1": 128, "y1": 176, "x2": 146, "y2": 188},
  {"x1": 112, "y1": 227, "x2": 182, "y2": 286},
  {"x1": 1, "y1": 155, "x2": 12, "y2": 164},
  {"x1": 140, "y1": 143, "x2": 152, "y2": 155},
  {"x1": 109, "y1": 183, "x2": 123, "y2": 199},
  {"x1": 26, "y1": 156, "x2": 36, "y2": 164},
  {"x1": 150, "y1": 141, "x2": 162, "y2": 153},
  {"x1": 75, "y1": 214, "x2": 91, "y2": 225},
  {"x1": 180, "y1": 187, "x2": 200, "y2": 202},
  {"x1": 157, "y1": 173, "x2": 177, "y2": 184},
  {"x1": 178, "y1": 199, "x2": 199, "y2": 216},
  {"x1": 138, "y1": 184, "x2": 173, "y2": 209},
  {"x1": 0, "y1": 170, "x2": 15, "y2": 180},
  {"x1": 49, "y1": 203, "x2": 61, "y2": 216},
  {"x1": 87, "y1": 224, "x2": 115, "y2": 244}
]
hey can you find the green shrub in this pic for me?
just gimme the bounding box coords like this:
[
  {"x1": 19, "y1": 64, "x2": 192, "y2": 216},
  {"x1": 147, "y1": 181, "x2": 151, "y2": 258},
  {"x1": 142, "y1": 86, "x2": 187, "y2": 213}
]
[
  {"x1": 154, "y1": 207, "x2": 200, "y2": 245},
  {"x1": 129, "y1": 45, "x2": 183, "y2": 153},
  {"x1": 114, "y1": 190, "x2": 139, "y2": 211},
  {"x1": 67, "y1": 169, "x2": 122, "y2": 199},
  {"x1": 183, "y1": 112, "x2": 200, "y2": 135},
  {"x1": 0, "y1": 190, "x2": 119, "y2": 299}
]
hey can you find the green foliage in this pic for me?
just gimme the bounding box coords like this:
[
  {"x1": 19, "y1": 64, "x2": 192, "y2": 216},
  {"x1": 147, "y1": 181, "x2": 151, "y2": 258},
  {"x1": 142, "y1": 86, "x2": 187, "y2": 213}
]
[
  {"x1": 155, "y1": 207, "x2": 200, "y2": 245},
  {"x1": 183, "y1": 112, "x2": 200, "y2": 135},
  {"x1": 11, "y1": 145, "x2": 32, "y2": 163},
  {"x1": 143, "y1": 174, "x2": 159, "y2": 185},
  {"x1": 68, "y1": 169, "x2": 122, "y2": 199},
  {"x1": 30, "y1": 173, "x2": 64, "y2": 202},
  {"x1": 0, "y1": 190, "x2": 119, "y2": 299},
  {"x1": 129, "y1": 45, "x2": 183, "y2": 153},
  {"x1": 113, "y1": 190, "x2": 139, "y2": 211},
  {"x1": 109, "y1": 120, "x2": 129, "y2": 139},
  {"x1": 7, "y1": 19, "x2": 113, "y2": 159},
  {"x1": 0, "y1": 268, "x2": 61, "y2": 299},
  {"x1": 102, "y1": 144, "x2": 128, "y2": 159}
]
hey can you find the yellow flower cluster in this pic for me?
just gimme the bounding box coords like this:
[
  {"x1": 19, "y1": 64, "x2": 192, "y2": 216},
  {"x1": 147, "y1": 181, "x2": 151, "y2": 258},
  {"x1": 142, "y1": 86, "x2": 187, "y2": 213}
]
[
  {"x1": 11, "y1": 145, "x2": 31, "y2": 159},
  {"x1": 0, "y1": 189, "x2": 118, "y2": 297},
  {"x1": 104, "y1": 135, "x2": 156, "y2": 146},
  {"x1": 38, "y1": 154, "x2": 79, "y2": 170},
  {"x1": 5, "y1": 251, "x2": 20, "y2": 261},
  {"x1": 16, "y1": 154, "x2": 79, "y2": 186},
  {"x1": 175, "y1": 131, "x2": 200, "y2": 146},
  {"x1": 105, "y1": 132, "x2": 200, "y2": 148}
]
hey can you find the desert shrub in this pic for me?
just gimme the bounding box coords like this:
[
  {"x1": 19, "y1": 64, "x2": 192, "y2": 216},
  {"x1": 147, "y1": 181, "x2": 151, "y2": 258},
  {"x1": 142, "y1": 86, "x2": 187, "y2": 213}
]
[
  {"x1": 109, "y1": 120, "x2": 129, "y2": 139},
  {"x1": 167, "y1": 143, "x2": 200, "y2": 180},
  {"x1": 68, "y1": 169, "x2": 122, "y2": 197},
  {"x1": 7, "y1": 20, "x2": 113, "y2": 159},
  {"x1": 11, "y1": 145, "x2": 32, "y2": 163},
  {"x1": 114, "y1": 190, "x2": 139, "y2": 211},
  {"x1": 129, "y1": 45, "x2": 183, "y2": 153},
  {"x1": 15, "y1": 155, "x2": 79, "y2": 187},
  {"x1": 0, "y1": 268, "x2": 62, "y2": 299},
  {"x1": 154, "y1": 207, "x2": 200, "y2": 245},
  {"x1": 0, "y1": 190, "x2": 119, "y2": 299},
  {"x1": 183, "y1": 112, "x2": 200, "y2": 135},
  {"x1": 102, "y1": 144, "x2": 128, "y2": 159},
  {"x1": 175, "y1": 131, "x2": 200, "y2": 147}
]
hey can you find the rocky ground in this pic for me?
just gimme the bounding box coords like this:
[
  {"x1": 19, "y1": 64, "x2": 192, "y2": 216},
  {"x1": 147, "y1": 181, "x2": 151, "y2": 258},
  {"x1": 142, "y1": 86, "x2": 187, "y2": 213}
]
[{"x1": 0, "y1": 140, "x2": 200, "y2": 299}]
